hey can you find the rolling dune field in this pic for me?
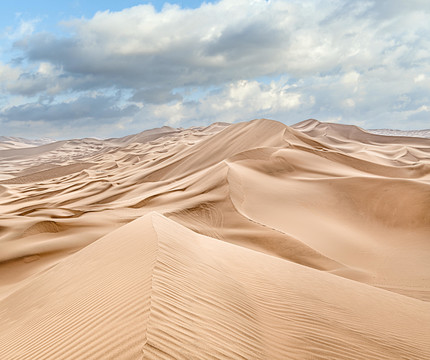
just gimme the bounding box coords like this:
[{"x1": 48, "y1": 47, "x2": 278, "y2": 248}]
[{"x1": 0, "y1": 119, "x2": 429, "y2": 359}]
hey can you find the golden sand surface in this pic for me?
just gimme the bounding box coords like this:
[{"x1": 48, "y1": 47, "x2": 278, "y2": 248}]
[{"x1": 0, "y1": 119, "x2": 429, "y2": 359}]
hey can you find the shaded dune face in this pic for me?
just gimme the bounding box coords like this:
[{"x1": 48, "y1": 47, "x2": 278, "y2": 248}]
[{"x1": 0, "y1": 119, "x2": 429, "y2": 359}]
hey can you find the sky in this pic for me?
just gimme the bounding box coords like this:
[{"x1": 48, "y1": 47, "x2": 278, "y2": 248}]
[{"x1": 0, "y1": 0, "x2": 429, "y2": 139}]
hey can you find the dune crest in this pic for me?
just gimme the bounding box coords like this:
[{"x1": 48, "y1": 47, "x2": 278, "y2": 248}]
[{"x1": 0, "y1": 119, "x2": 429, "y2": 359}]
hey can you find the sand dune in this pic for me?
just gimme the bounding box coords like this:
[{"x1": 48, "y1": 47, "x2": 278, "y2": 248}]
[
  {"x1": 0, "y1": 118, "x2": 429, "y2": 359},
  {"x1": 0, "y1": 136, "x2": 53, "y2": 150}
]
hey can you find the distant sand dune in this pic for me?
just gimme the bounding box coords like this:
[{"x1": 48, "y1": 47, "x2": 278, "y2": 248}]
[
  {"x1": 1, "y1": 162, "x2": 95, "y2": 184},
  {"x1": 0, "y1": 119, "x2": 429, "y2": 359}
]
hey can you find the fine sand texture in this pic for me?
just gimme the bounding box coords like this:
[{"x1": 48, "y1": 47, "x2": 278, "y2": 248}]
[{"x1": 0, "y1": 119, "x2": 429, "y2": 359}]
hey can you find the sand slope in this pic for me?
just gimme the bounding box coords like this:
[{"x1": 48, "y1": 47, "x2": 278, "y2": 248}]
[
  {"x1": 0, "y1": 119, "x2": 429, "y2": 359},
  {"x1": 0, "y1": 213, "x2": 429, "y2": 359}
]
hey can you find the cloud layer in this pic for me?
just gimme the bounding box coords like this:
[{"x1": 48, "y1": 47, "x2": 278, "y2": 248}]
[{"x1": 1, "y1": 0, "x2": 429, "y2": 138}]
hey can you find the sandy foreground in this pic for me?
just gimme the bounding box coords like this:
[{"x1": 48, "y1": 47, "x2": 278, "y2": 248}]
[{"x1": 0, "y1": 118, "x2": 429, "y2": 359}]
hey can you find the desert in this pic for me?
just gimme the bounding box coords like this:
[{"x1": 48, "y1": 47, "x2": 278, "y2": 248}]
[{"x1": 0, "y1": 118, "x2": 429, "y2": 359}]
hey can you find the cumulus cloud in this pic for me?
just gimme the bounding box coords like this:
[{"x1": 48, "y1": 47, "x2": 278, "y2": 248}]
[
  {"x1": 1, "y1": 0, "x2": 429, "y2": 137},
  {"x1": 140, "y1": 79, "x2": 312, "y2": 126},
  {"x1": 14, "y1": 0, "x2": 371, "y2": 89},
  {"x1": 15, "y1": 1, "x2": 293, "y2": 89}
]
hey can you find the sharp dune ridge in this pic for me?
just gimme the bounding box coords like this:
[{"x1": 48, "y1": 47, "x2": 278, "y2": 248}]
[{"x1": 0, "y1": 118, "x2": 429, "y2": 359}]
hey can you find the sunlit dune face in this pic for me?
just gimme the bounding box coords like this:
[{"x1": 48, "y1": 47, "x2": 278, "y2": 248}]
[{"x1": 0, "y1": 119, "x2": 429, "y2": 359}]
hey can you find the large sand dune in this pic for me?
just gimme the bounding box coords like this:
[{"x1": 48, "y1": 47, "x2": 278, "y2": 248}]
[{"x1": 0, "y1": 119, "x2": 429, "y2": 359}]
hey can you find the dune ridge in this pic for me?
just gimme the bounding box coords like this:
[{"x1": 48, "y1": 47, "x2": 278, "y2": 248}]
[{"x1": 0, "y1": 118, "x2": 429, "y2": 359}]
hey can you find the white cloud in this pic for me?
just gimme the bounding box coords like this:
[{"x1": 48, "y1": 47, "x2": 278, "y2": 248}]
[
  {"x1": 343, "y1": 99, "x2": 356, "y2": 108},
  {"x1": 341, "y1": 72, "x2": 360, "y2": 88},
  {"x1": 138, "y1": 79, "x2": 309, "y2": 127},
  {"x1": 0, "y1": 62, "x2": 21, "y2": 83},
  {"x1": 414, "y1": 74, "x2": 426, "y2": 83},
  {"x1": 4, "y1": 18, "x2": 40, "y2": 40}
]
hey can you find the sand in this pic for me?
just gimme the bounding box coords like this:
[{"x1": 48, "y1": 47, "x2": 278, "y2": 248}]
[{"x1": 0, "y1": 119, "x2": 429, "y2": 359}]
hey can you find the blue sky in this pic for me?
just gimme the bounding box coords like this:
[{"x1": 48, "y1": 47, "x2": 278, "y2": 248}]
[
  {"x1": 0, "y1": 1, "x2": 205, "y2": 25},
  {"x1": 0, "y1": 0, "x2": 429, "y2": 139}
]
